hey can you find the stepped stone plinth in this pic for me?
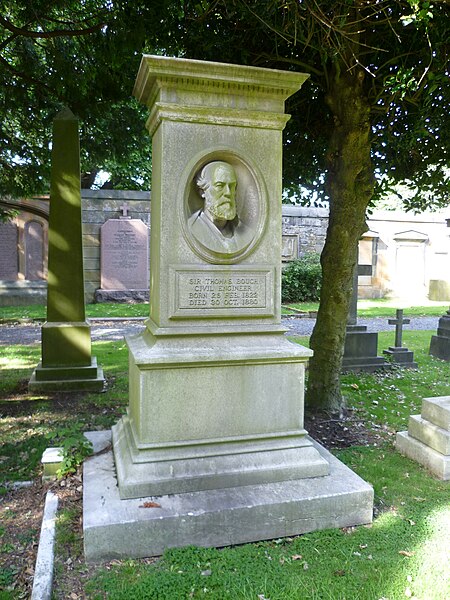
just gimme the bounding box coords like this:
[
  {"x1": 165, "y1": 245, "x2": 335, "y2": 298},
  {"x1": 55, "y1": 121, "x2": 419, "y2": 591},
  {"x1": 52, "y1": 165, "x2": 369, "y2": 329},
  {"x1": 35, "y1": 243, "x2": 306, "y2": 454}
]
[{"x1": 396, "y1": 396, "x2": 450, "y2": 480}]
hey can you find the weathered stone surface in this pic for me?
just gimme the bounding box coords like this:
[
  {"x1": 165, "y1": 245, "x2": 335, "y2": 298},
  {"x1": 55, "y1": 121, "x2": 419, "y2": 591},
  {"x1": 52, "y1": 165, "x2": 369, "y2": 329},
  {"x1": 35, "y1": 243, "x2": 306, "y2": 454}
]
[
  {"x1": 105, "y1": 55, "x2": 373, "y2": 553},
  {"x1": 429, "y1": 310, "x2": 450, "y2": 361},
  {"x1": 29, "y1": 108, "x2": 104, "y2": 391},
  {"x1": 0, "y1": 222, "x2": 18, "y2": 280},
  {"x1": 25, "y1": 220, "x2": 45, "y2": 280},
  {"x1": 396, "y1": 431, "x2": 450, "y2": 480},
  {"x1": 422, "y1": 396, "x2": 450, "y2": 431},
  {"x1": 100, "y1": 219, "x2": 149, "y2": 290},
  {"x1": 396, "y1": 395, "x2": 450, "y2": 480},
  {"x1": 84, "y1": 431, "x2": 373, "y2": 562}
]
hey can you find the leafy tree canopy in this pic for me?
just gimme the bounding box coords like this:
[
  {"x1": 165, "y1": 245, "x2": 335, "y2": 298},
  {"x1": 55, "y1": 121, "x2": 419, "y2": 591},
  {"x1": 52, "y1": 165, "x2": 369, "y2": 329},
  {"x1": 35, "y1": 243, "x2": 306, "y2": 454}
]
[{"x1": 1, "y1": 1, "x2": 448, "y2": 212}]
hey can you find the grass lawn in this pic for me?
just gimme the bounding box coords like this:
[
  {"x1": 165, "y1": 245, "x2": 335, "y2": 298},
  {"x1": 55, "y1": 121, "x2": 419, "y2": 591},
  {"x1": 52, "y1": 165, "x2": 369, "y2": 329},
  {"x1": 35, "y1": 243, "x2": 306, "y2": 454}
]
[
  {"x1": 1, "y1": 299, "x2": 449, "y2": 321},
  {"x1": 0, "y1": 326, "x2": 449, "y2": 598}
]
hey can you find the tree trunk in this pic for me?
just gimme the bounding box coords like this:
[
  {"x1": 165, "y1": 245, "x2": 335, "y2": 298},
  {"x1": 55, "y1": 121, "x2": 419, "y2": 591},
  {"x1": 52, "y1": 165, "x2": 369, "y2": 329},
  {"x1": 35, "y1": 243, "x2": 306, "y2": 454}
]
[{"x1": 305, "y1": 62, "x2": 375, "y2": 413}]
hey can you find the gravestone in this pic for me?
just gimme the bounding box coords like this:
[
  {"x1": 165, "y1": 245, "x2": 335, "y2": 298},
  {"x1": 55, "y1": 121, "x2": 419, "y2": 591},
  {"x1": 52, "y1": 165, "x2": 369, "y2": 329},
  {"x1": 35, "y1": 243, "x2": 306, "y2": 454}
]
[
  {"x1": 29, "y1": 108, "x2": 104, "y2": 392},
  {"x1": 429, "y1": 308, "x2": 450, "y2": 361},
  {"x1": 281, "y1": 234, "x2": 299, "y2": 262},
  {"x1": 83, "y1": 56, "x2": 373, "y2": 561},
  {"x1": 25, "y1": 220, "x2": 45, "y2": 280},
  {"x1": 342, "y1": 263, "x2": 388, "y2": 372},
  {"x1": 0, "y1": 222, "x2": 19, "y2": 280},
  {"x1": 96, "y1": 205, "x2": 149, "y2": 302},
  {"x1": 383, "y1": 309, "x2": 417, "y2": 368}
]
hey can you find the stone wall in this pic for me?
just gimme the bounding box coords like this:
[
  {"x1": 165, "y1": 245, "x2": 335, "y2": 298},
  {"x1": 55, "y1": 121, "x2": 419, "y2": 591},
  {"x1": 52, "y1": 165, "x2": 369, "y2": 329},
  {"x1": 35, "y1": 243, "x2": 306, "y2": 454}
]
[{"x1": 1, "y1": 194, "x2": 449, "y2": 305}]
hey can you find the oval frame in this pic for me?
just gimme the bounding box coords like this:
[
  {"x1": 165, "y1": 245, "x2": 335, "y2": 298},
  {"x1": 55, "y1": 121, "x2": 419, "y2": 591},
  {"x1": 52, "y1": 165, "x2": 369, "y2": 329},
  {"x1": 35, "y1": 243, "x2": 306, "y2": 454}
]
[{"x1": 179, "y1": 148, "x2": 268, "y2": 264}]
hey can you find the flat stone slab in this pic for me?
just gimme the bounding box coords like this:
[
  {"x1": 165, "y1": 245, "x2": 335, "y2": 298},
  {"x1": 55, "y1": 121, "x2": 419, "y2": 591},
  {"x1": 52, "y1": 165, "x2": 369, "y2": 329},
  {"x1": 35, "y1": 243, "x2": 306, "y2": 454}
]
[
  {"x1": 422, "y1": 396, "x2": 450, "y2": 431},
  {"x1": 83, "y1": 431, "x2": 373, "y2": 563},
  {"x1": 396, "y1": 431, "x2": 450, "y2": 480},
  {"x1": 408, "y1": 415, "x2": 450, "y2": 455}
]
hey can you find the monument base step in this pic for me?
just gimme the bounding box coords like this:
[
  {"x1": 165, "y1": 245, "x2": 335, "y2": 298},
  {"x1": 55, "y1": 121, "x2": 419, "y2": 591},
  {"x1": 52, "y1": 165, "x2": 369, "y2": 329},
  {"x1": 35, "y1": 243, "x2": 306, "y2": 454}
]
[
  {"x1": 83, "y1": 431, "x2": 374, "y2": 563},
  {"x1": 382, "y1": 348, "x2": 417, "y2": 369},
  {"x1": 341, "y1": 356, "x2": 390, "y2": 373},
  {"x1": 112, "y1": 414, "x2": 330, "y2": 499},
  {"x1": 396, "y1": 431, "x2": 450, "y2": 480},
  {"x1": 29, "y1": 358, "x2": 105, "y2": 392},
  {"x1": 94, "y1": 289, "x2": 149, "y2": 303}
]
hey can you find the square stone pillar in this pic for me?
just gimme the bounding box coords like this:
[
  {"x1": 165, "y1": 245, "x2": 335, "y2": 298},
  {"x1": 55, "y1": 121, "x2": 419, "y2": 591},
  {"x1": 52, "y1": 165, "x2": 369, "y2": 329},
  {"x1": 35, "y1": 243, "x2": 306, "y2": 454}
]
[
  {"x1": 112, "y1": 56, "x2": 330, "y2": 498},
  {"x1": 85, "y1": 57, "x2": 373, "y2": 562}
]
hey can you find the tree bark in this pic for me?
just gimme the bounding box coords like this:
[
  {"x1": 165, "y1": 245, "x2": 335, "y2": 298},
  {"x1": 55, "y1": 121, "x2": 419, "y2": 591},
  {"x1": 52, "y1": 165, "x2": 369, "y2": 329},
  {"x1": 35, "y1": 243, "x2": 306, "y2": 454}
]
[{"x1": 305, "y1": 61, "x2": 375, "y2": 413}]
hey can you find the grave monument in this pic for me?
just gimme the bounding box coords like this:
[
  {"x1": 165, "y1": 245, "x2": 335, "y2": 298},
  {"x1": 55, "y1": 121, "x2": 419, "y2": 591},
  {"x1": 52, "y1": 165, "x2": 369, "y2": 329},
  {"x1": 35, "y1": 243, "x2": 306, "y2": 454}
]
[
  {"x1": 29, "y1": 108, "x2": 104, "y2": 392},
  {"x1": 83, "y1": 56, "x2": 373, "y2": 561},
  {"x1": 342, "y1": 263, "x2": 388, "y2": 372},
  {"x1": 95, "y1": 202, "x2": 150, "y2": 302},
  {"x1": 383, "y1": 309, "x2": 417, "y2": 368}
]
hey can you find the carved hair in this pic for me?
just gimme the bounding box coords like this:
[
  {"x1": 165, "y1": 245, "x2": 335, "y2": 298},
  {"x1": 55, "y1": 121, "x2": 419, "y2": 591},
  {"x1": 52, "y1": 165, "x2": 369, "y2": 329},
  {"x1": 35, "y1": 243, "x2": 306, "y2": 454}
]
[{"x1": 196, "y1": 161, "x2": 235, "y2": 195}]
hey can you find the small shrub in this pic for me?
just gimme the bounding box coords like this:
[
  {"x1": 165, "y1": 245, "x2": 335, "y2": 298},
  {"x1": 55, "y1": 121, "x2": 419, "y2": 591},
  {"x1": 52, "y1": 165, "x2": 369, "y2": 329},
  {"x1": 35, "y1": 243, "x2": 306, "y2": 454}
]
[
  {"x1": 281, "y1": 252, "x2": 322, "y2": 303},
  {"x1": 45, "y1": 425, "x2": 93, "y2": 477}
]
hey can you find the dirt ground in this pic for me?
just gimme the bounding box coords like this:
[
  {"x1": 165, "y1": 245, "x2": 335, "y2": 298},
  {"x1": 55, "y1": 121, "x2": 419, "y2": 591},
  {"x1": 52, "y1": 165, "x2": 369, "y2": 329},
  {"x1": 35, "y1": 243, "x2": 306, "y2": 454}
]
[{"x1": 0, "y1": 388, "x2": 383, "y2": 599}]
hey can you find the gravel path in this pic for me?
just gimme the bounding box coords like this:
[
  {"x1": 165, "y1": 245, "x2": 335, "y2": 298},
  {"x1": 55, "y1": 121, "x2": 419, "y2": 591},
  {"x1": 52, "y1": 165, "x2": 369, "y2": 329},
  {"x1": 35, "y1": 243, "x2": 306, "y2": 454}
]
[{"x1": 0, "y1": 315, "x2": 440, "y2": 345}]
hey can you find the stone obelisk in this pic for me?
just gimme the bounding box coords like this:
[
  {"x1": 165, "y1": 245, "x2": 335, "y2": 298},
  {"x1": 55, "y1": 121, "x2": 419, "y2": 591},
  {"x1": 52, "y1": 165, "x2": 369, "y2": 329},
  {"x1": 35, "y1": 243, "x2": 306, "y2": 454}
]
[{"x1": 29, "y1": 108, "x2": 104, "y2": 391}]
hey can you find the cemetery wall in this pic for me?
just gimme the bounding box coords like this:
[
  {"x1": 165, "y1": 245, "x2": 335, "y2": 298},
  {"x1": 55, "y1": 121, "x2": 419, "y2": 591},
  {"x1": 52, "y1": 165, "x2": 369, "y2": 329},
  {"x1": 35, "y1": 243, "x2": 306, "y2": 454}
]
[
  {"x1": 1, "y1": 193, "x2": 449, "y2": 305},
  {"x1": 81, "y1": 190, "x2": 151, "y2": 301}
]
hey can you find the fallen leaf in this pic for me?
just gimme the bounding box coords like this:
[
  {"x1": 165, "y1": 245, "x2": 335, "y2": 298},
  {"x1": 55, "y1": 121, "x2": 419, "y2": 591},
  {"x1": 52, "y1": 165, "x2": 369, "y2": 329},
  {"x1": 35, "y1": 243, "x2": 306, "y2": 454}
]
[
  {"x1": 399, "y1": 551, "x2": 415, "y2": 557},
  {"x1": 334, "y1": 569, "x2": 346, "y2": 576},
  {"x1": 291, "y1": 554, "x2": 302, "y2": 560},
  {"x1": 351, "y1": 383, "x2": 359, "y2": 390},
  {"x1": 139, "y1": 501, "x2": 162, "y2": 508}
]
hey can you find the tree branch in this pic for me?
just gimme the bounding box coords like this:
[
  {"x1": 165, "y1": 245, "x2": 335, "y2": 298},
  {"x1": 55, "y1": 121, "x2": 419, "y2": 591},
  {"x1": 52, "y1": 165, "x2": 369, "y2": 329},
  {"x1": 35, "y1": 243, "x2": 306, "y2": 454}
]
[{"x1": 0, "y1": 14, "x2": 106, "y2": 39}]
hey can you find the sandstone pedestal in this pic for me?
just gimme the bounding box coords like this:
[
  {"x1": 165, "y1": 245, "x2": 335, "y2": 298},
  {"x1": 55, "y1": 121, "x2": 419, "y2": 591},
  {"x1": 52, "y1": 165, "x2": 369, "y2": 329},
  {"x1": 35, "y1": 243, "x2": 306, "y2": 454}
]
[
  {"x1": 84, "y1": 56, "x2": 373, "y2": 561},
  {"x1": 396, "y1": 396, "x2": 450, "y2": 480}
]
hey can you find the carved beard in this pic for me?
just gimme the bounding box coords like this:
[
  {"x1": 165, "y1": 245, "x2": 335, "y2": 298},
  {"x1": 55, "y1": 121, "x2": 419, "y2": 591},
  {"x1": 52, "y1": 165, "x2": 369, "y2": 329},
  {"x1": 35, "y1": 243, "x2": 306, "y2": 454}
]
[{"x1": 211, "y1": 201, "x2": 236, "y2": 221}]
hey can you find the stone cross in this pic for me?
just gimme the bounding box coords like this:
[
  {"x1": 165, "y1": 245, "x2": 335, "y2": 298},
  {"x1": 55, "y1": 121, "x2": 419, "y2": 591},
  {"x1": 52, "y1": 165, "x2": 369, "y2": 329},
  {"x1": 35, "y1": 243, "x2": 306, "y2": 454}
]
[
  {"x1": 120, "y1": 202, "x2": 130, "y2": 218},
  {"x1": 388, "y1": 309, "x2": 410, "y2": 348}
]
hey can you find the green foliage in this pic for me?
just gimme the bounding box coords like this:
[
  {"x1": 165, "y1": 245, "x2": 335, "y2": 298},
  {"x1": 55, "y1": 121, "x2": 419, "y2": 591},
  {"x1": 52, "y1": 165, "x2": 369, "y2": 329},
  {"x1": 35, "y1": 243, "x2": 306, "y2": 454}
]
[
  {"x1": 45, "y1": 424, "x2": 93, "y2": 477},
  {"x1": 281, "y1": 253, "x2": 322, "y2": 303}
]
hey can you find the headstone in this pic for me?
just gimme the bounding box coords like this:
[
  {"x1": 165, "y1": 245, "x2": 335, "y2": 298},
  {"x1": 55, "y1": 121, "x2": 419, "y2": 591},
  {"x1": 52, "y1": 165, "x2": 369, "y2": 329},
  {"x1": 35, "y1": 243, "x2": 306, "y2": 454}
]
[
  {"x1": 397, "y1": 395, "x2": 450, "y2": 479},
  {"x1": 342, "y1": 262, "x2": 389, "y2": 372},
  {"x1": 99, "y1": 218, "x2": 149, "y2": 291},
  {"x1": 281, "y1": 234, "x2": 299, "y2": 261},
  {"x1": 429, "y1": 308, "x2": 450, "y2": 361},
  {"x1": 25, "y1": 220, "x2": 45, "y2": 280},
  {"x1": 0, "y1": 222, "x2": 19, "y2": 280},
  {"x1": 29, "y1": 108, "x2": 104, "y2": 392},
  {"x1": 383, "y1": 309, "x2": 417, "y2": 368},
  {"x1": 84, "y1": 55, "x2": 373, "y2": 561}
]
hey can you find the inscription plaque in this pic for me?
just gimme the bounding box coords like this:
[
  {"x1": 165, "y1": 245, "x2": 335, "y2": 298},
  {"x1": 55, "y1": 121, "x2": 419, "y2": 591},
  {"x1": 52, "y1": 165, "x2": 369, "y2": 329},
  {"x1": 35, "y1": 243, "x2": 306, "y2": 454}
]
[
  {"x1": 0, "y1": 222, "x2": 19, "y2": 280},
  {"x1": 25, "y1": 220, "x2": 45, "y2": 280},
  {"x1": 101, "y1": 219, "x2": 149, "y2": 290},
  {"x1": 170, "y1": 266, "x2": 274, "y2": 318}
]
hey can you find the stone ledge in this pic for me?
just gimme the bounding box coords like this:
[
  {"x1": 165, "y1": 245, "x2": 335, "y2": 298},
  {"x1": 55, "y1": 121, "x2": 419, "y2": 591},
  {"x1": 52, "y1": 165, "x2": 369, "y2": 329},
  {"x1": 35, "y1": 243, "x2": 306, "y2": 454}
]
[
  {"x1": 396, "y1": 431, "x2": 450, "y2": 480},
  {"x1": 83, "y1": 431, "x2": 373, "y2": 563}
]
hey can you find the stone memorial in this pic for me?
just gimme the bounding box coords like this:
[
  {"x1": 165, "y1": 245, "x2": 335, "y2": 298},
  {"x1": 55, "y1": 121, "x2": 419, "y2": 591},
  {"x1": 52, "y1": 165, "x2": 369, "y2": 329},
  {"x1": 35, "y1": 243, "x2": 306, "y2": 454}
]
[
  {"x1": 25, "y1": 220, "x2": 45, "y2": 280},
  {"x1": 96, "y1": 203, "x2": 150, "y2": 302},
  {"x1": 383, "y1": 309, "x2": 417, "y2": 368},
  {"x1": 83, "y1": 56, "x2": 373, "y2": 561},
  {"x1": 342, "y1": 263, "x2": 388, "y2": 372},
  {"x1": 429, "y1": 308, "x2": 450, "y2": 361},
  {"x1": 29, "y1": 108, "x2": 104, "y2": 392},
  {"x1": 0, "y1": 222, "x2": 19, "y2": 280},
  {"x1": 397, "y1": 395, "x2": 450, "y2": 480}
]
